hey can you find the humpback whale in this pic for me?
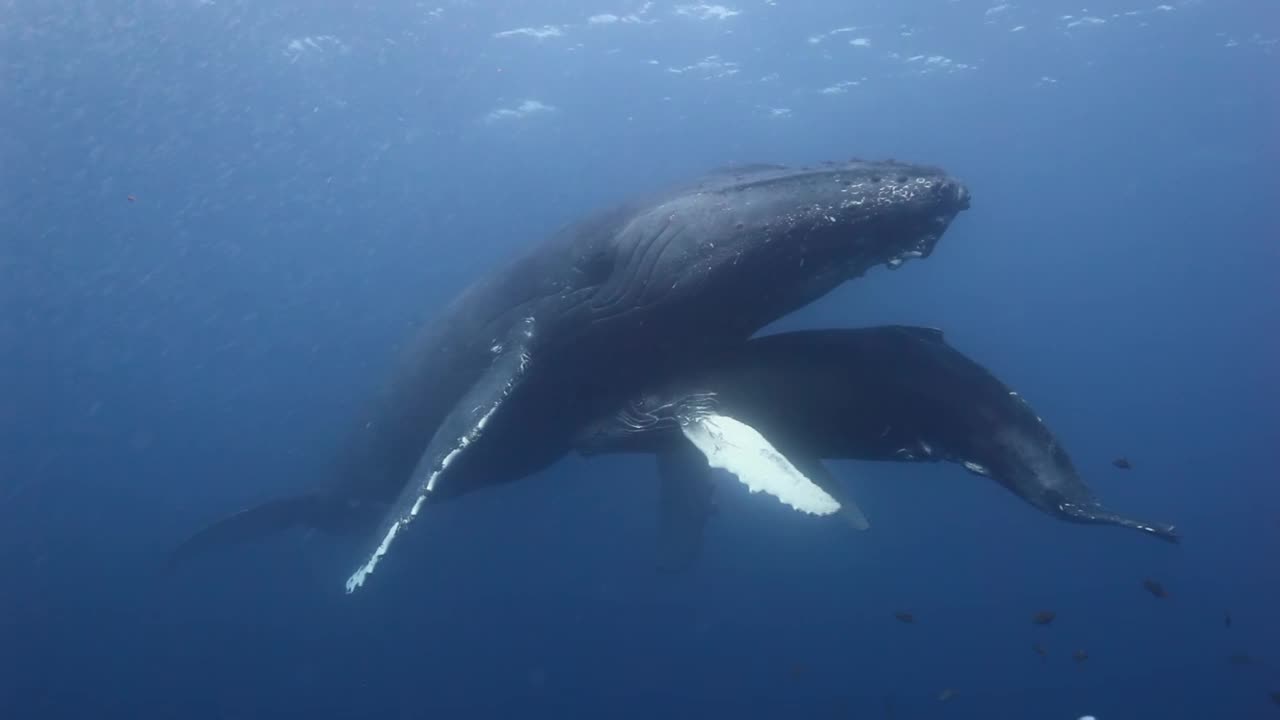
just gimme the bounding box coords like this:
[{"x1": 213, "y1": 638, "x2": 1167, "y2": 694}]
[
  {"x1": 575, "y1": 326, "x2": 1178, "y2": 570},
  {"x1": 170, "y1": 161, "x2": 972, "y2": 591}
]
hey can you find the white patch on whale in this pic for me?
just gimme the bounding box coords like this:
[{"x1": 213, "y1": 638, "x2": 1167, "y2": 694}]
[
  {"x1": 345, "y1": 396, "x2": 509, "y2": 593},
  {"x1": 346, "y1": 322, "x2": 535, "y2": 594},
  {"x1": 679, "y1": 413, "x2": 840, "y2": 516}
]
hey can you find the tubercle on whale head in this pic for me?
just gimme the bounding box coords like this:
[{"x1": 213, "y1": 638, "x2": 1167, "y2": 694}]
[
  {"x1": 625, "y1": 159, "x2": 971, "y2": 320},
  {"x1": 728, "y1": 159, "x2": 972, "y2": 266}
]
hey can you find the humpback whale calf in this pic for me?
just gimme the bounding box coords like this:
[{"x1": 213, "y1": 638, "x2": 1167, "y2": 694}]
[
  {"x1": 169, "y1": 161, "x2": 972, "y2": 591},
  {"x1": 575, "y1": 326, "x2": 1178, "y2": 569}
]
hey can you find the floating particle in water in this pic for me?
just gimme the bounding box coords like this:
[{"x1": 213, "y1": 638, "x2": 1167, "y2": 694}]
[
  {"x1": 1032, "y1": 610, "x2": 1056, "y2": 625},
  {"x1": 1225, "y1": 611, "x2": 1232, "y2": 628},
  {"x1": 1112, "y1": 457, "x2": 1132, "y2": 469},
  {"x1": 1073, "y1": 649, "x2": 1089, "y2": 663},
  {"x1": 1142, "y1": 578, "x2": 1168, "y2": 598},
  {"x1": 894, "y1": 611, "x2": 915, "y2": 624},
  {"x1": 1033, "y1": 641, "x2": 1048, "y2": 659},
  {"x1": 937, "y1": 688, "x2": 955, "y2": 702}
]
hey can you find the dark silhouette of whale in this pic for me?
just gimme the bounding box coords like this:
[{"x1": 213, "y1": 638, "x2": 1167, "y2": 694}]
[
  {"x1": 168, "y1": 161, "x2": 971, "y2": 591},
  {"x1": 575, "y1": 326, "x2": 1179, "y2": 570}
]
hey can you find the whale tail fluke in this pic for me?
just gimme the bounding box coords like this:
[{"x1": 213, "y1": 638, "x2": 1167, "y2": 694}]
[{"x1": 164, "y1": 493, "x2": 385, "y2": 575}]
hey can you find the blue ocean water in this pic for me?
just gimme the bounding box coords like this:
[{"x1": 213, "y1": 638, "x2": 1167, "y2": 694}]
[{"x1": 2, "y1": 1, "x2": 1277, "y2": 717}]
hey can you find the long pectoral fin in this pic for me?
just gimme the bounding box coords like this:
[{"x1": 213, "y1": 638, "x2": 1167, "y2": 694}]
[
  {"x1": 654, "y1": 443, "x2": 718, "y2": 573},
  {"x1": 1062, "y1": 503, "x2": 1181, "y2": 543},
  {"x1": 783, "y1": 455, "x2": 871, "y2": 531},
  {"x1": 678, "y1": 413, "x2": 840, "y2": 516},
  {"x1": 344, "y1": 322, "x2": 536, "y2": 594}
]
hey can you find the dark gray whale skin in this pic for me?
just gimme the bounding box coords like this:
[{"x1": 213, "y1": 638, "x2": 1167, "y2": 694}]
[
  {"x1": 169, "y1": 161, "x2": 971, "y2": 579},
  {"x1": 576, "y1": 326, "x2": 1179, "y2": 546}
]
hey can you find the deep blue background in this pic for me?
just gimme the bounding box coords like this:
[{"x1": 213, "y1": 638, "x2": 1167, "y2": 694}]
[{"x1": 3, "y1": 1, "x2": 1278, "y2": 717}]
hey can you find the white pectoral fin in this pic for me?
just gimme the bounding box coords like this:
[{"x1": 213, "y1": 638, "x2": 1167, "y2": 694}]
[
  {"x1": 793, "y1": 457, "x2": 871, "y2": 531},
  {"x1": 345, "y1": 325, "x2": 535, "y2": 594},
  {"x1": 679, "y1": 413, "x2": 840, "y2": 517}
]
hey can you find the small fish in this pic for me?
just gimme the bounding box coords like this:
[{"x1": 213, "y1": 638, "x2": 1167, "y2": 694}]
[
  {"x1": 1032, "y1": 610, "x2": 1056, "y2": 625},
  {"x1": 1227, "y1": 653, "x2": 1257, "y2": 666},
  {"x1": 894, "y1": 611, "x2": 915, "y2": 624},
  {"x1": 937, "y1": 688, "x2": 955, "y2": 702},
  {"x1": 1073, "y1": 649, "x2": 1088, "y2": 663},
  {"x1": 1033, "y1": 641, "x2": 1048, "y2": 660},
  {"x1": 1112, "y1": 457, "x2": 1132, "y2": 469},
  {"x1": 1142, "y1": 578, "x2": 1168, "y2": 598},
  {"x1": 126, "y1": 194, "x2": 137, "y2": 202},
  {"x1": 1270, "y1": 691, "x2": 1280, "y2": 706},
  {"x1": 1225, "y1": 611, "x2": 1232, "y2": 628}
]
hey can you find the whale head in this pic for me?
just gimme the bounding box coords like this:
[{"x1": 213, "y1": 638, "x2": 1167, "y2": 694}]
[
  {"x1": 599, "y1": 159, "x2": 970, "y2": 338},
  {"x1": 990, "y1": 427, "x2": 1180, "y2": 543}
]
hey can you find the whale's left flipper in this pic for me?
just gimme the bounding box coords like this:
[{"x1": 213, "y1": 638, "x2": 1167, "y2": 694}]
[{"x1": 345, "y1": 321, "x2": 536, "y2": 593}]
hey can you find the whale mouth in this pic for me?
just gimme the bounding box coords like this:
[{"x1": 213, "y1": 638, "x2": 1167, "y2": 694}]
[
  {"x1": 1057, "y1": 501, "x2": 1181, "y2": 544},
  {"x1": 919, "y1": 179, "x2": 969, "y2": 249},
  {"x1": 878, "y1": 178, "x2": 969, "y2": 270},
  {"x1": 880, "y1": 221, "x2": 953, "y2": 270}
]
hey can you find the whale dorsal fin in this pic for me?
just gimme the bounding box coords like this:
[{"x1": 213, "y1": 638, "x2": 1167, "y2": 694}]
[
  {"x1": 892, "y1": 325, "x2": 946, "y2": 343},
  {"x1": 345, "y1": 319, "x2": 538, "y2": 593},
  {"x1": 706, "y1": 162, "x2": 789, "y2": 176}
]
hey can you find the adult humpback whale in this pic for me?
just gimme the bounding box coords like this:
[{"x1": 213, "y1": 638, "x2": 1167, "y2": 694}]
[
  {"x1": 170, "y1": 161, "x2": 972, "y2": 591},
  {"x1": 575, "y1": 326, "x2": 1178, "y2": 569}
]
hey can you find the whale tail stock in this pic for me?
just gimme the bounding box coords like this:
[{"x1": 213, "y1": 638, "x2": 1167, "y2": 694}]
[{"x1": 164, "y1": 492, "x2": 386, "y2": 575}]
